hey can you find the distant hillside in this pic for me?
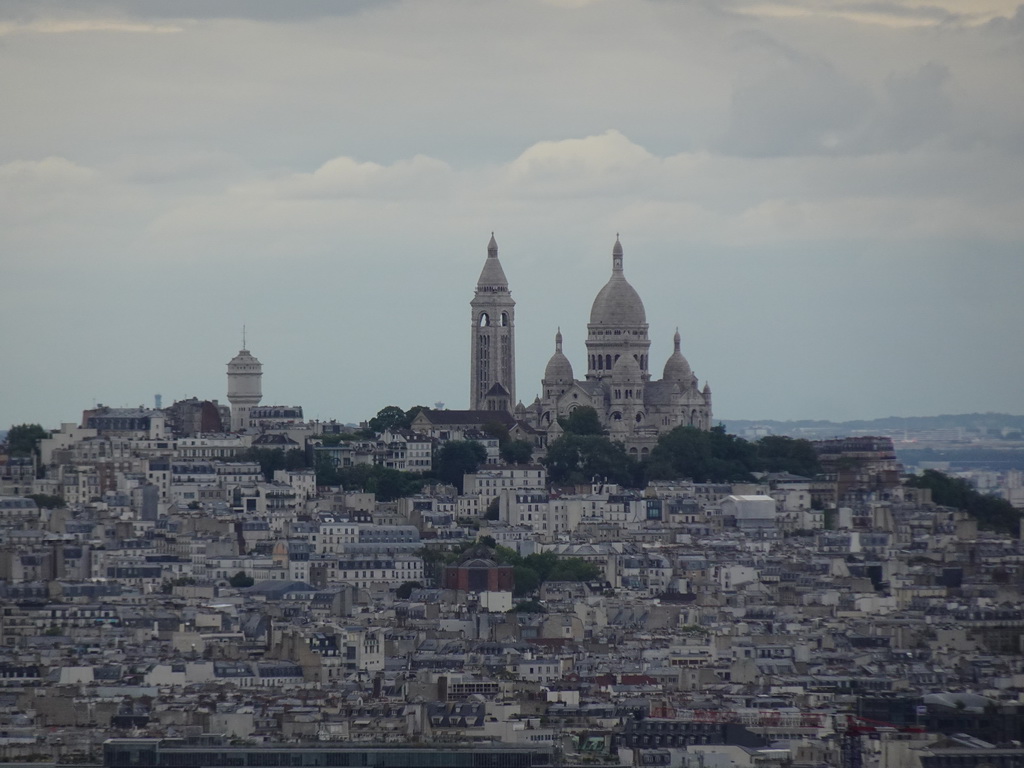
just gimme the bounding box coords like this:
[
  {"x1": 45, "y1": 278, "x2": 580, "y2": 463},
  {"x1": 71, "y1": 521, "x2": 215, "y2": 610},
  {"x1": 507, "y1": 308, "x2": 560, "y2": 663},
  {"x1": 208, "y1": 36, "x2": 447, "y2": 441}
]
[{"x1": 721, "y1": 413, "x2": 1024, "y2": 438}]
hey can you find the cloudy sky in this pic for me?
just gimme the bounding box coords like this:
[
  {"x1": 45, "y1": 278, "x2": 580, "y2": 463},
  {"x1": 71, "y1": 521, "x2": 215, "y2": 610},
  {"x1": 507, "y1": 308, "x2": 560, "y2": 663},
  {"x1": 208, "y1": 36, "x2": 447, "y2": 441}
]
[{"x1": 1, "y1": 0, "x2": 1022, "y2": 429}]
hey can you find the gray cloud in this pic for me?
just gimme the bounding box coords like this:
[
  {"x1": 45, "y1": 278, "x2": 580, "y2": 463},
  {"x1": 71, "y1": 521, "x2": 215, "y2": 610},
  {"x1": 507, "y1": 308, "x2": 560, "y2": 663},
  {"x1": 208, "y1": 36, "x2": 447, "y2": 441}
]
[
  {"x1": 0, "y1": 0, "x2": 1021, "y2": 427},
  {"x1": 717, "y1": 32, "x2": 873, "y2": 156}
]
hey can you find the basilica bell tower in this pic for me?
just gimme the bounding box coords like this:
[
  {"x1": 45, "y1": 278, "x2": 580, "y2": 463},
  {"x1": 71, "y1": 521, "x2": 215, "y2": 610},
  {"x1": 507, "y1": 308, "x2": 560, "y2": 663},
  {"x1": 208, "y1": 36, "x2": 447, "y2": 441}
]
[{"x1": 470, "y1": 234, "x2": 516, "y2": 413}]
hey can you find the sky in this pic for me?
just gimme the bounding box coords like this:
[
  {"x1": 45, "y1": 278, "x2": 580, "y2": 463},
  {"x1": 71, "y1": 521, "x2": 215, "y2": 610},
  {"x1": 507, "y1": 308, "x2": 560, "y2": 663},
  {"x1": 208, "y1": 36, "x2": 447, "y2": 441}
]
[{"x1": 1, "y1": 0, "x2": 1022, "y2": 429}]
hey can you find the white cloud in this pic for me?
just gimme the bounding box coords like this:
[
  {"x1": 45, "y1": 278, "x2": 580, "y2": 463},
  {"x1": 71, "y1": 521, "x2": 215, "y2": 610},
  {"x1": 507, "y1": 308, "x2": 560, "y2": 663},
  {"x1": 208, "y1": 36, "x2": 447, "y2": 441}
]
[
  {"x1": 0, "y1": 19, "x2": 183, "y2": 35},
  {"x1": 729, "y1": 0, "x2": 1021, "y2": 27},
  {"x1": 253, "y1": 155, "x2": 454, "y2": 200},
  {"x1": 0, "y1": 156, "x2": 97, "y2": 184}
]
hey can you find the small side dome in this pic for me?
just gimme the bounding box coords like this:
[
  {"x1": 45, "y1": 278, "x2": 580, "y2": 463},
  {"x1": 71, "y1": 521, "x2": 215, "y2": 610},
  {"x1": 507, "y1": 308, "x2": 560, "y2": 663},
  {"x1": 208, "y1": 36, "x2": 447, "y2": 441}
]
[
  {"x1": 663, "y1": 329, "x2": 692, "y2": 384},
  {"x1": 612, "y1": 352, "x2": 642, "y2": 381},
  {"x1": 543, "y1": 329, "x2": 574, "y2": 383}
]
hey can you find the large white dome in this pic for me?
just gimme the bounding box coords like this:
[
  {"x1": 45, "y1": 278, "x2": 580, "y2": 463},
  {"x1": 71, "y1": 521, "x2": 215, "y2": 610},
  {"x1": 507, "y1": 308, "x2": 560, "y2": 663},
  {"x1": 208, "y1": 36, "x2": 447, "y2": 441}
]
[{"x1": 589, "y1": 238, "x2": 646, "y2": 328}]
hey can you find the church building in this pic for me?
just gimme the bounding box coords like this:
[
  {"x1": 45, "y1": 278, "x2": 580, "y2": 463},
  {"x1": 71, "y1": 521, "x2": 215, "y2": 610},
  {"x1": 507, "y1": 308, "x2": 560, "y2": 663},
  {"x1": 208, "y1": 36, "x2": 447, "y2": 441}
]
[{"x1": 469, "y1": 235, "x2": 713, "y2": 457}]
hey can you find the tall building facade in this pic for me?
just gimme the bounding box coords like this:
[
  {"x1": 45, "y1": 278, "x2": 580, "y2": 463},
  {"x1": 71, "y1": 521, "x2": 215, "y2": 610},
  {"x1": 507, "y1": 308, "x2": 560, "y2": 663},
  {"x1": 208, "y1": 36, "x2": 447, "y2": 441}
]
[
  {"x1": 494, "y1": 237, "x2": 713, "y2": 455},
  {"x1": 469, "y1": 234, "x2": 516, "y2": 413},
  {"x1": 227, "y1": 345, "x2": 263, "y2": 432}
]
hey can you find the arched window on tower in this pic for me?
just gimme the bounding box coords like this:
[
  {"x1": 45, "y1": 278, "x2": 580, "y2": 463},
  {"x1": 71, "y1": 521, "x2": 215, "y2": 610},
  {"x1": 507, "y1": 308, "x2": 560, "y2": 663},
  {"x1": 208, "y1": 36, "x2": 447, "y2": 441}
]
[
  {"x1": 605, "y1": 354, "x2": 612, "y2": 369},
  {"x1": 479, "y1": 313, "x2": 490, "y2": 327},
  {"x1": 500, "y1": 312, "x2": 509, "y2": 326}
]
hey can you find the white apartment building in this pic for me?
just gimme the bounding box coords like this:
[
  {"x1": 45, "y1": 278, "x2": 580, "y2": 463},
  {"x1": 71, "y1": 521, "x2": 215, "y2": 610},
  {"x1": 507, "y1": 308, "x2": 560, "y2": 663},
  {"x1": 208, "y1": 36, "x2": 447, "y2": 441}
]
[{"x1": 463, "y1": 465, "x2": 547, "y2": 504}]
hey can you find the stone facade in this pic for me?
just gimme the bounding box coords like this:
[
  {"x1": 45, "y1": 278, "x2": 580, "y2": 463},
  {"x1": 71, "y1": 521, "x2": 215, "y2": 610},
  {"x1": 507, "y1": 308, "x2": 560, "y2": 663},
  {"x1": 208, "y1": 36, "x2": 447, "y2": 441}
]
[
  {"x1": 469, "y1": 234, "x2": 516, "y2": 413},
  {"x1": 507, "y1": 237, "x2": 713, "y2": 455},
  {"x1": 226, "y1": 346, "x2": 262, "y2": 432}
]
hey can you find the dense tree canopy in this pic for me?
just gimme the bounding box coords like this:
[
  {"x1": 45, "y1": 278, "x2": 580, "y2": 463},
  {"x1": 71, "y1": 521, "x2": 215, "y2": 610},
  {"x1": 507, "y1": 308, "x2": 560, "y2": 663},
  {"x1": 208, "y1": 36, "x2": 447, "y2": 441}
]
[
  {"x1": 481, "y1": 421, "x2": 511, "y2": 445},
  {"x1": 493, "y1": 546, "x2": 602, "y2": 596},
  {"x1": 368, "y1": 405, "x2": 409, "y2": 433},
  {"x1": 228, "y1": 571, "x2": 254, "y2": 588},
  {"x1": 754, "y1": 435, "x2": 822, "y2": 477},
  {"x1": 543, "y1": 433, "x2": 637, "y2": 487},
  {"x1": 500, "y1": 439, "x2": 534, "y2": 465},
  {"x1": 244, "y1": 447, "x2": 308, "y2": 481},
  {"x1": 558, "y1": 406, "x2": 605, "y2": 436},
  {"x1": 5, "y1": 424, "x2": 47, "y2": 457},
  {"x1": 27, "y1": 494, "x2": 64, "y2": 509},
  {"x1": 907, "y1": 469, "x2": 1022, "y2": 535},
  {"x1": 434, "y1": 440, "x2": 488, "y2": 491},
  {"x1": 647, "y1": 426, "x2": 757, "y2": 483},
  {"x1": 367, "y1": 404, "x2": 429, "y2": 433},
  {"x1": 395, "y1": 581, "x2": 422, "y2": 599},
  {"x1": 645, "y1": 426, "x2": 821, "y2": 483},
  {"x1": 315, "y1": 459, "x2": 425, "y2": 501}
]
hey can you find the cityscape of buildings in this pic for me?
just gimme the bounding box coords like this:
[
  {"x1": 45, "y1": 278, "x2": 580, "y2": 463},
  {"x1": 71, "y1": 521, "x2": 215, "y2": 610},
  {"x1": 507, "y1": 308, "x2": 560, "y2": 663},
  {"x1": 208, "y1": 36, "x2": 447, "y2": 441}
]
[{"x1": 1, "y1": 238, "x2": 1024, "y2": 768}]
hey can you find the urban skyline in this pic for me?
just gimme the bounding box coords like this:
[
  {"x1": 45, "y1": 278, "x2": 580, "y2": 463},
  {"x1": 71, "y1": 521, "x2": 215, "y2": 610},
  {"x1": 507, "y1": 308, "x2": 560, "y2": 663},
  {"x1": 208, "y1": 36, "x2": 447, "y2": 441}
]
[{"x1": 2, "y1": 0, "x2": 1023, "y2": 429}]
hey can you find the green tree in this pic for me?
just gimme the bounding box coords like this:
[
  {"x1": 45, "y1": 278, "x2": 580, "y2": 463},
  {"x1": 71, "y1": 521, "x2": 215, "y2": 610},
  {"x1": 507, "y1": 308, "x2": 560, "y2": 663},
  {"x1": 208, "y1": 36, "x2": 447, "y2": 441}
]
[
  {"x1": 284, "y1": 448, "x2": 308, "y2": 471},
  {"x1": 548, "y1": 557, "x2": 602, "y2": 582},
  {"x1": 512, "y1": 599, "x2": 546, "y2": 613},
  {"x1": 543, "y1": 434, "x2": 636, "y2": 486},
  {"x1": 395, "y1": 581, "x2": 422, "y2": 599},
  {"x1": 434, "y1": 440, "x2": 488, "y2": 491},
  {"x1": 500, "y1": 439, "x2": 534, "y2": 465},
  {"x1": 5, "y1": 424, "x2": 47, "y2": 457},
  {"x1": 512, "y1": 566, "x2": 541, "y2": 596},
  {"x1": 244, "y1": 448, "x2": 288, "y2": 481},
  {"x1": 323, "y1": 463, "x2": 425, "y2": 501},
  {"x1": 26, "y1": 493, "x2": 64, "y2": 509},
  {"x1": 372, "y1": 467, "x2": 426, "y2": 501},
  {"x1": 907, "y1": 469, "x2": 1023, "y2": 535},
  {"x1": 484, "y1": 497, "x2": 500, "y2": 520},
  {"x1": 478, "y1": 535, "x2": 497, "y2": 549},
  {"x1": 646, "y1": 425, "x2": 757, "y2": 483},
  {"x1": 494, "y1": 545, "x2": 522, "y2": 566},
  {"x1": 754, "y1": 435, "x2": 821, "y2": 477},
  {"x1": 522, "y1": 551, "x2": 560, "y2": 581},
  {"x1": 368, "y1": 406, "x2": 409, "y2": 433},
  {"x1": 228, "y1": 571, "x2": 254, "y2": 588},
  {"x1": 482, "y1": 421, "x2": 511, "y2": 445},
  {"x1": 315, "y1": 454, "x2": 344, "y2": 486},
  {"x1": 558, "y1": 406, "x2": 604, "y2": 436}
]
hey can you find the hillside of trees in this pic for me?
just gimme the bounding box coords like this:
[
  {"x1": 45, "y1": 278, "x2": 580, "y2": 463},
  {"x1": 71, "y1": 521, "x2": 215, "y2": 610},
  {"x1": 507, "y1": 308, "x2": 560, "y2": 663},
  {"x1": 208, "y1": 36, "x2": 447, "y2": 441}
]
[
  {"x1": 543, "y1": 408, "x2": 822, "y2": 487},
  {"x1": 907, "y1": 469, "x2": 1022, "y2": 536}
]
